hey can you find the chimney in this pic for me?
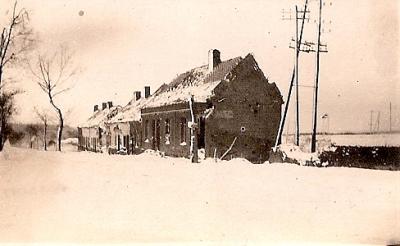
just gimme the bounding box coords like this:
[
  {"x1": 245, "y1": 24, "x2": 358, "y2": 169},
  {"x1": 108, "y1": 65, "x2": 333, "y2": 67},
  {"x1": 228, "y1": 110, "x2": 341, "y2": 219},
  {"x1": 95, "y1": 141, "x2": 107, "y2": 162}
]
[
  {"x1": 94, "y1": 105, "x2": 98, "y2": 112},
  {"x1": 208, "y1": 49, "x2": 221, "y2": 72},
  {"x1": 108, "y1": 101, "x2": 113, "y2": 108},
  {"x1": 102, "y1": 102, "x2": 107, "y2": 110},
  {"x1": 134, "y1": 91, "x2": 141, "y2": 101},
  {"x1": 145, "y1": 86, "x2": 151, "y2": 98}
]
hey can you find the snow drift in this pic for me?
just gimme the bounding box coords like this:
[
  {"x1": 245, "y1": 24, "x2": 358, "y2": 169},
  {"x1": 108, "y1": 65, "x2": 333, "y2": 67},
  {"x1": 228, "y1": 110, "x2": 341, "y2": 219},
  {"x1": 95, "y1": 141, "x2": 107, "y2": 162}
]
[{"x1": 0, "y1": 146, "x2": 399, "y2": 244}]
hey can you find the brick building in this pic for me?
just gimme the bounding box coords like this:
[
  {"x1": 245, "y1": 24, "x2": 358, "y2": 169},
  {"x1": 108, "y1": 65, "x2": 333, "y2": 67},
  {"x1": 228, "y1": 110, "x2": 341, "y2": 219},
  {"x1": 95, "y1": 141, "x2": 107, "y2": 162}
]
[
  {"x1": 106, "y1": 88, "x2": 150, "y2": 154},
  {"x1": 141, "y1": 49, "x2": 283, "y2": 162},
  {"x1": 77, "y1": 101, "x2": 120, "y2": 152}
]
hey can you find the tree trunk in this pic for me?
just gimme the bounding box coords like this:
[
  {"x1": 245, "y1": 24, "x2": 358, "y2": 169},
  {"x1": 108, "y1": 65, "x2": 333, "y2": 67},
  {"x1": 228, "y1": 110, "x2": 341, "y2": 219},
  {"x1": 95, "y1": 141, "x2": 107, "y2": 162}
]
[
  {"x1": 0, "y1": 130, "x2": 3, "y2": 151},
  {"x1": 0, "y1": 77, "x2": 4, "y2": 151},
  {"x1": 0, "y1": 116, "x2": 6, "y2": 151},
  {"x1": 57, "y1": 112, "x2": 64, "y2": 151},
  {"x1": 44, "y1": 121, "x2": 47, "y2": 151},
  {"x1": 0, "y1": 67, "x2": 3, "y2": 89},
  {"x1": 50, "y1": 97, "x2": 64, "y2": 152}
]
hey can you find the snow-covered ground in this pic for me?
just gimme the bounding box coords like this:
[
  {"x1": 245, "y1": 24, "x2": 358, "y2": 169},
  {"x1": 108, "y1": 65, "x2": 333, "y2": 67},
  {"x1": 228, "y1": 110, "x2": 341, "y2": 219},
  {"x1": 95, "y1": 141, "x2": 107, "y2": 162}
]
[
  {"x1": 282, "y1": 133, "x2": 400, "y2": 152},
  {"x1": 0, "y1": 146, "x2": 399, "y2": 245}
]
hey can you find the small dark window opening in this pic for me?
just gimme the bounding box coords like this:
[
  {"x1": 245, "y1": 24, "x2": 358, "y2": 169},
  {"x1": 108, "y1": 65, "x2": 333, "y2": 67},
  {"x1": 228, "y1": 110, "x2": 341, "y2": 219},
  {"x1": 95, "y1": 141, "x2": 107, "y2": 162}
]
[
  {"x1": 165, "y1": 119, "x2": 170, "y2": 134},
  {"x1": 144, "y1": 120, "x2": 149, "y2": 139}
]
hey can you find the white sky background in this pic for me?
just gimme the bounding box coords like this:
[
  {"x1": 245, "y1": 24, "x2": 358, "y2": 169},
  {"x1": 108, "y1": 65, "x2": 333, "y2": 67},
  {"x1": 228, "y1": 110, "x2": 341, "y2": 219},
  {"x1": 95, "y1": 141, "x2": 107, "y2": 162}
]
[{"x1": 1, "y1": 0, "x2": 399, "y2": 133}]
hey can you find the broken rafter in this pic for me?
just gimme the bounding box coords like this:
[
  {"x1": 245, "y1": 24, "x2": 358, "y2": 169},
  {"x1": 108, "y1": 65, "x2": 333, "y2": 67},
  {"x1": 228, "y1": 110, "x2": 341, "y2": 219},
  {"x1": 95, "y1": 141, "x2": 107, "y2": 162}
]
[{"x1": 220, "y1": 137, "x2": 238, "y2": 160}]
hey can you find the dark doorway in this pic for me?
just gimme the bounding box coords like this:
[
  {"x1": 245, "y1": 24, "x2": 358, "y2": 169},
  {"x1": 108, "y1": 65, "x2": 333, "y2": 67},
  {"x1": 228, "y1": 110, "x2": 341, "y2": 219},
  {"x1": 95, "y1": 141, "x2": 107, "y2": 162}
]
[
  {"x1": 198, "y1": 116, "x2": 205, "y2": 149},
  {"x1": 151, "y1": 120, "x2": 156, "y2": 150},
  {"x1": 151, "y1": 119, "x2": 161, "y2": 151},
  {"x1": 117, "y1": 135, "x2": 121, "y2": 151}
]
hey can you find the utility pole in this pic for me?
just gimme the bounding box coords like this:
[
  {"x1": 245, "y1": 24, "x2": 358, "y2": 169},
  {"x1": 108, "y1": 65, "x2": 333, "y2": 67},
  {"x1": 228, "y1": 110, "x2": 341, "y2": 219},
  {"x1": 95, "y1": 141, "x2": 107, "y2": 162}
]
[
  {"x1": 311, "y1": 0, "x2": 328, "y2": 152},
  {"x1": 370, "y1": 110, "x2": 374, "y2": 134},
  {"x1": 295, "y1": 5, "x2": 301, "y2": 146},
  {"x1": 274, "y1": 0, "x2": 309, "y2": 149}
]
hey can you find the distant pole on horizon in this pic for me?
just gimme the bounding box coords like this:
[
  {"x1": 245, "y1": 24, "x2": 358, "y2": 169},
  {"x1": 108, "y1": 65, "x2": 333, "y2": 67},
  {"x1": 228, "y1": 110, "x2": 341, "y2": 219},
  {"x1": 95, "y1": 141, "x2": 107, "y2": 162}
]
[
  {"x1": 376, "y1": 111, "x2": 381, "y2": 133},
  {"x1": 369, "y1": 110, "x2": 373, "y2": 134},
  {"x1": 327, "y1": 115, "x2": 330, "y2": 134},
  {"x1": 389, "y1": 102, "x2": 392, "y2": 132}
]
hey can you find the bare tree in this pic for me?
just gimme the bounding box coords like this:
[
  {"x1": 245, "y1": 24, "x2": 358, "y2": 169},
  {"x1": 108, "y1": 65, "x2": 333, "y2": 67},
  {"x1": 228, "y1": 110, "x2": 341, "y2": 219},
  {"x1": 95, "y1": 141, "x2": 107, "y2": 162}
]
[
  {"x1": 30, "y1": 46, "x2": 76, "y2": 151},
  {"x1": 0, "y1": 1, "x2": 33, "y2": 151},
  {"x1": 0, "y1": 90, "x2": 17, "y2": 150},
  {"x1": 34, "y1": 107, "x2": 52, "y2": 151},
  {"x1": 0, "y1": 1, "x2": 32, "y2": 86}
]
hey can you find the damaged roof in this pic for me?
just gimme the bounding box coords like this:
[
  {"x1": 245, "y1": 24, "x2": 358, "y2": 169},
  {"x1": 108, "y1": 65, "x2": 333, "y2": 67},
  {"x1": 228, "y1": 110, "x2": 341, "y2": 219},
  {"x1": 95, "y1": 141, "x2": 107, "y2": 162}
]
[
  {"x1": 143, "y1": 56, "x2": 243, "y2": 108},
  {"x1": 79, "y1": 106, "x2": 121, "y2": 128},
  {"x1": 108, "y1": 97, "x2": 148, "y2": 123},
  {"x1": 79, "y1": 52, "x2": 277, "y2": 127}
]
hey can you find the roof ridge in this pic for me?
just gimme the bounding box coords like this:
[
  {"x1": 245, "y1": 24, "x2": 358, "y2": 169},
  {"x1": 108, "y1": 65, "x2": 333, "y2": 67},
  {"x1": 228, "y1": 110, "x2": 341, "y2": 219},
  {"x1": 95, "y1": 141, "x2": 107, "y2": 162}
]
[{"x1": 203, "y1": 56, "x2": 242, "y2": 83}]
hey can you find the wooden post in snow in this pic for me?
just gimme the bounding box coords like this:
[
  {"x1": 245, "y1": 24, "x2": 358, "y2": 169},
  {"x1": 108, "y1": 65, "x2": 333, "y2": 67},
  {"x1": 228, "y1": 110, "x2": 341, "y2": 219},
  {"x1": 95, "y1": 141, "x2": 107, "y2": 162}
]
[
  {"x1": 220, "y1": 137, "x2": 238, "y2": 160},
  {"x1": 274, "y1": 0, "x2": 309, "y2": 150},
  {"x1": 189, "y1": 95, "x2": 198, "y2": 163}
]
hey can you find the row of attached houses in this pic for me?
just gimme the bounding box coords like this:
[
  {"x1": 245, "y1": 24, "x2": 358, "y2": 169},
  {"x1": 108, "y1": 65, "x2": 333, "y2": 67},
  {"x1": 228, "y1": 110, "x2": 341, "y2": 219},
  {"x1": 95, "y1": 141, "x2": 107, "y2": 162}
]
[
  {"x1": 78, "y1": 49, "x2": 283, "y2": 163},
  {"x1": 77, "y1": 101, "x2": 121, "y2": 152}
]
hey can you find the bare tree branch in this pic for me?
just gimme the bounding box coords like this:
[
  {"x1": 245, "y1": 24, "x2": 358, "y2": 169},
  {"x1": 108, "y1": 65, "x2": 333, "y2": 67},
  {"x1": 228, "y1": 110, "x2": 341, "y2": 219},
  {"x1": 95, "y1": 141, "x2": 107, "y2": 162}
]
[
  {"x1": 30, "y1": 46, "x2": 77, "y2": 151},
  {"x1": 0, "y1": 1, "x2": 34, "y2": 152}
]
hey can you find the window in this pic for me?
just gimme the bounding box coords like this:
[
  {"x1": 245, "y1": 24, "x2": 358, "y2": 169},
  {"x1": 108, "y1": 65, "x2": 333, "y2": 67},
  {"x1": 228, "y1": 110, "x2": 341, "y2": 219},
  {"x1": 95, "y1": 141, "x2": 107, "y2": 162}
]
[
  {"x1": 144, "y1": 120, "x2": 149, "y2": 140},
  {"x1": 165, "y1": 119, "x2": 170, "y2": 134},
  {"x1": 180, "y1": 117, "x2": 187, "y2": 144},
  {"x1": 165, "y1": 119, "x2": 171, "y2": 144}
]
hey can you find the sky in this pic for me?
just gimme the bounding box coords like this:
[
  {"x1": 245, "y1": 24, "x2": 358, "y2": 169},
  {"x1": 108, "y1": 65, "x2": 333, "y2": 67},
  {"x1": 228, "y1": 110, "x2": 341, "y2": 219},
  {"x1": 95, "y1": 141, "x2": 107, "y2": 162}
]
[{"x1": 1, "y1": 0, "x2": 399, "y2": 133}]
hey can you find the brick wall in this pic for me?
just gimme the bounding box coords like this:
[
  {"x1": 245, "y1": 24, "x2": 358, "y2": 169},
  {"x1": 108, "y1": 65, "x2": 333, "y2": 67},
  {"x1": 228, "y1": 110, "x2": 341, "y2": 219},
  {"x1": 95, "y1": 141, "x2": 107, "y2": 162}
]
[
  {"x1": 205, "y1": 54, "x2": 282, "y2": 162},
  {"x1": 141, "y1": 103, "x2": 208, "y2": 157}
]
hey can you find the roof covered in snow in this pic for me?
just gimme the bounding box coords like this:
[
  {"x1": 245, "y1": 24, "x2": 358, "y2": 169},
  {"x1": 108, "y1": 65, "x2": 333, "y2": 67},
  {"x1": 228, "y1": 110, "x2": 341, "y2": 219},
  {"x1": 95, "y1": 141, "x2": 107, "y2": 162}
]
[
  {"x1": 108, "y1": 82, "x2": 172, "y2": 123},
  {"x1": 143, "y1": 56, "x2": 243, "y2": 108},
  {"x1": 108, "y1": 98, "x2": 148, "y2": 123},
  {"x1": 79, "y1": 106, "x2": 121, "y2": 128}
]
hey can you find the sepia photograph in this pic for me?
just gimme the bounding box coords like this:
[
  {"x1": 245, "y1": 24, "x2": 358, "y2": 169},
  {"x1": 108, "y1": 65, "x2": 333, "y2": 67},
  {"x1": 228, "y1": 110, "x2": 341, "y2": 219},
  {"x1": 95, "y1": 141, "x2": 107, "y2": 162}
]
[{"x1": 0, "y1": 0, "x2": 399, "y2": 245}]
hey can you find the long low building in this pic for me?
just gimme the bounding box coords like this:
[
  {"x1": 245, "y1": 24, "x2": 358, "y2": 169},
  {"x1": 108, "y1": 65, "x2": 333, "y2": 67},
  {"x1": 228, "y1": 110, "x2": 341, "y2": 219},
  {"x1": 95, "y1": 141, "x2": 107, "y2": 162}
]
[
  {"x1": 77, "y1": 102, "x2": 121, "y2": 152},
  {"x1": 105, "y1": 90, "x2": 149, "y2": 154},
  {"x1": 77, "y1": 49, "x2": 283, "y2": 163}
]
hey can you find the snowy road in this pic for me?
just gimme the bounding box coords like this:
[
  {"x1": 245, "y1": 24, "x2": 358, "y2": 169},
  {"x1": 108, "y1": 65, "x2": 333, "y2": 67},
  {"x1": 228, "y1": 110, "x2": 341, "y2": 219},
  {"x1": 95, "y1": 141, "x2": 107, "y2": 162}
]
[{"x1": 0, "y1": 147, "x2": 399, "y2": 245}]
